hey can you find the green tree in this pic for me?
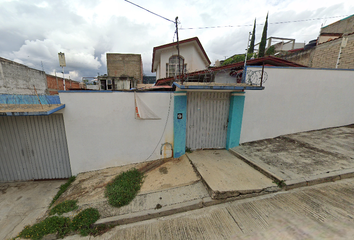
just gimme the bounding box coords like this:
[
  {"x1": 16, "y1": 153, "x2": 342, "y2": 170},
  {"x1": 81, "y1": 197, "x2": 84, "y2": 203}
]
[
  {"x1": 258, "y1": 13, "x2": 268, "y2": 58},
  {"x1": 248, "y1": 18, "x2": 256, "y2": 54},
  {"x1": 222, "y1": 53, "x2": 253, "y2": 66}
]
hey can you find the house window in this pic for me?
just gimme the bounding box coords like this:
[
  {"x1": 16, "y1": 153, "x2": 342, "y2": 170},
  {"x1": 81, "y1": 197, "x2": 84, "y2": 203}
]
[{"x1": 166, "y1": 56, "x2": 186, "y2": 77}]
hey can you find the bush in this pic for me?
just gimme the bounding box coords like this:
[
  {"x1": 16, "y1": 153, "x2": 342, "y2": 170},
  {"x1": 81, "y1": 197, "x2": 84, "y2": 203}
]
[{"x1": 105, "y1": 168, "x2": 144, "y2": 207}]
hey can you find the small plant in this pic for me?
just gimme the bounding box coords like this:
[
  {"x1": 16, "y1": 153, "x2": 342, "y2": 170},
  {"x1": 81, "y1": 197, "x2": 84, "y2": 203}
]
[
  {"x1": 185, "y1": 147, "x2": 192, "y2": 153},
  {"x1": 89, "y1": 224, "x2": 115, "y2": 237},
  {"x1": 273, "y1": 179, "x2": 286, "y2": 188},
  {"x1": 71, "y1": 208, "x2": 100, "y2": 236},
  {"x1": 17, "y1": 216, "x2": 71, "y2": 240},
  {"x1": 105, "y1": 168, "x2": 144, "y2": 207},
  {"x1": 49, "y1": 200, "x2": 78, "y2": 216},
  {"x1": 50, "y1": 176, "x2": 76, "y2": 207}
]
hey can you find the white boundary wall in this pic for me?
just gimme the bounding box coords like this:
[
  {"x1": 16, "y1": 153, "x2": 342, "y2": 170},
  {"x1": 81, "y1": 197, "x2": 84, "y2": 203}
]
[
  {"x1": 240, "y1": 66, "x2": 354, "y2": 143},
  {"x1": 58, "y1": 92, "x2": 174, "y2": 175}
]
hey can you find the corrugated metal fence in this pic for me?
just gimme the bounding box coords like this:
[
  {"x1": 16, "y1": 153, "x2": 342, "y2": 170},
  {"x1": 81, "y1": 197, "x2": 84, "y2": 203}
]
[
  {"x1": 0, "y1": 114, "x2": 71, "y2": 182},
  {"x1": 186, "y1": 92, "x2": 230, "y2": 150}
]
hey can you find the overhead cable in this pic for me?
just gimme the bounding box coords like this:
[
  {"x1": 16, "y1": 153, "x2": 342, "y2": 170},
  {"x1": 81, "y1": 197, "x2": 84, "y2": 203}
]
[
  {"x1": 180, "y1": 15, "x2": 350, "y2": 30},
  {"x1": 124, "y1": 0, "x2": 175, "y2": 23}
]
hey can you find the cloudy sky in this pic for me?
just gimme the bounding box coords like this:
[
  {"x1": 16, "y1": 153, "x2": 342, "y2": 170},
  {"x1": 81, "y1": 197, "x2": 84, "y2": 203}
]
[{"x1": 1, "y1": 0, "x2": 353, "y2": 81}]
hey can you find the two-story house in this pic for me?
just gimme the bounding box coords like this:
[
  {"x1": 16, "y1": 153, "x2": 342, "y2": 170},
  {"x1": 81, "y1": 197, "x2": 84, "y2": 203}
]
[{"x1": 151, "y1": 37, "x2": 211, "y2": 80}]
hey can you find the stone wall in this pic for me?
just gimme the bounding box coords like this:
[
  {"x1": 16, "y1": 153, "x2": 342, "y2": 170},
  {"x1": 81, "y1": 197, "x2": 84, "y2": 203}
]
[
  {"x1": 0, "y1": 57, "x2": 48, "y2": 94},
  {"x1": 106, "y1": 53, "x2": 142, "y2": 83}
]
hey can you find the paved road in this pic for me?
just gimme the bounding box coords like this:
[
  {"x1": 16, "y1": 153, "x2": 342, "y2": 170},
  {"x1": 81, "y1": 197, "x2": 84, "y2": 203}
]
[{"x1": 97, "y1": 178, "x2": 354, "y2": 240}]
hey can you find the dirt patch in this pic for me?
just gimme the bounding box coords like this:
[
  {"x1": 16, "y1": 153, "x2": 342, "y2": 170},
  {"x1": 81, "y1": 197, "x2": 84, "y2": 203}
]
[{"x1": 159, "y1": 167, "x2": 168, "y2": 174}]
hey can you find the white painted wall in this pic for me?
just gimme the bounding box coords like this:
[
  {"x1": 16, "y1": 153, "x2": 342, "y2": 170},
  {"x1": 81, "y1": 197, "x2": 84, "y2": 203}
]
[
  {"x1": 240, "y1": 66, "x2": 354, "y2": 143},
  {"x1": 156, "y1": 43, "x2": 208, "y2": 79},
  {"x1": 58, "y1": 92, "x2": 174, "y2": 175}
]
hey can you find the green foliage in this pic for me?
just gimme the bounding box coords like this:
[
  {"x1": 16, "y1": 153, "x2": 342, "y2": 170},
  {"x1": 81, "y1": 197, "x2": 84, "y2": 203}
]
[
  {"x1": 50, "y1": 176, "x2": 76, "y2": 207},
  {"x1": 273, "y1": 179, "x2": 286, "y2": 188},
  {"x1": 222, "y1": 53, "x2": 254, "y2": 66},
  {"x1": 49, "y1": 200, "x2": 78, "y2": 216},
  {"x1": 86, "y1": 224, "x2": 115, "y2": 237},
  {"x1": 248, "y1": 18, "x2": 256, "y2": 54},
  {"x1": 17, "y1": 216, "x2": 71, "y2": 240},
  {"x1": 185, "y1": 147, "x2": 192, "y2": 153},
  {"x1": 105, "y1": 168, "x2": 144, "y2": 207},
  {"x1": 71, "y1": 208, "x2": 100, "y2": 236},
  {"x1": 258, "y1": 13, "x2": 269, "y2": 58},
  {"x1": 15, "y1": 208, "x2": 105, "y2": 240},
  {"x1": 265, "y1": 45, "x2": 275, "y2": 56}
]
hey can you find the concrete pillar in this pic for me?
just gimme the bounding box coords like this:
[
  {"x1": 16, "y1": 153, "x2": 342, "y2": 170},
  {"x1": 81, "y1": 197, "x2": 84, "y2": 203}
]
[
  {"x1": 226, "y1": 92, "x2": 245, "y2": 149},
  {"x1": 173, "y1": 92, "x2": 187, "y2": 158}
]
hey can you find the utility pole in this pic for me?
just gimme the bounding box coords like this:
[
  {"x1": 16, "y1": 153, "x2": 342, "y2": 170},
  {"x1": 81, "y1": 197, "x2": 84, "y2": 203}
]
[{"x1": 175, "y1": 16, "x2": 181, "y2": 81}]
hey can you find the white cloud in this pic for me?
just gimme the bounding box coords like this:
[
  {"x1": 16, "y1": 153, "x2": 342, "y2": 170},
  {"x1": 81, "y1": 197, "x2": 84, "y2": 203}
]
[{"x1": 0, "y1": 0, "x2": 353, "y2": 80}]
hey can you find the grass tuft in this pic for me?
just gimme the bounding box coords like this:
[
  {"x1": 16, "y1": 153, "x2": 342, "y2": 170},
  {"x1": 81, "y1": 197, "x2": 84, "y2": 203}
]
[
  {"x1": 49, "y1": 200, "x2": 78, "y2": 216},
  {"x1": 105, "y1": 168, "x2": 144, "y2": 207},
  {"x1": 50, "y1": 176, "x2": 76, "y2": 207}
]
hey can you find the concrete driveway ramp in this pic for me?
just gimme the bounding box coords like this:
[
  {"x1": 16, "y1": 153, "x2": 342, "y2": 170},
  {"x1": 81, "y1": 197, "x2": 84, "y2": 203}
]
[{"x1": 186, "y1": 150, "x2": 278, "y2": 200}]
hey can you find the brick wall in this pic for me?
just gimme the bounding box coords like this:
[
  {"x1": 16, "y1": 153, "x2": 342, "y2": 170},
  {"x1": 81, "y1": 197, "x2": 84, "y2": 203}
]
[
  {"x1": 46, "y1": 74, "x2": 80, "y2": 95},
  {"x1": 312, "y1": 34, "x2": 354, "y2": 69},
  {"x1": 0, "y1": 57, "x2": 48, "y2": 94},
  {"x1": 281, "y1": 34, "x2": 354, "y2": 69},
  {"x1": 282, "y1": 48, "x2": 315, "y2": 67},
  {"x1": 106, "y1": 53, "x2": 142, "y2": 83},
  {"x1": 321, "y1": 15, "x2": 354, "y2": 34}
]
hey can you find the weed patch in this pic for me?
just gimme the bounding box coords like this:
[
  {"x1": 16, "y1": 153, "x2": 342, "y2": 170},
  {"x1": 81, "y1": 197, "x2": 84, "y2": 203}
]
[
  {"x1": 71, "y1": 208, "x2": 100, "y2": 236},
  {"x1": 105, "y1": 168, "x2": 144, "y2": 207},
  {"x1": 15, "y1": 208, "x2": 104, "y2": 240},
  {"x1": 273, "y1": 179, "x2": 286, "y2": 188},
  {"x1": 17, "y1": 216, "x2": 71, "y2": 240},
  {"x1": 50, "y1": 176, "x2": 76, "y2": 207},
  {"x1": 49, "y1": 200, "x2": 78, "y2": 216}
]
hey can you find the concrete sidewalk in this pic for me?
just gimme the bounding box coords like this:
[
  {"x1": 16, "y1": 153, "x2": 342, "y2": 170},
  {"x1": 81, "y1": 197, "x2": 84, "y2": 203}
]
[
  {"x1": 0, "y1": 180, "x2": 66, "y2": 240},
  {"x1": 186, "y1": 150, "x2": 278, "y2": 199},
  {"x1": 231, "y1": 125, "x2": 354, "y2": 190}
]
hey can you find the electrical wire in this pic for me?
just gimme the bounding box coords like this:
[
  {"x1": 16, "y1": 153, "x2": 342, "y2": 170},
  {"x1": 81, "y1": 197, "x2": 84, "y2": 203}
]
[
  {"x1": 124, "y1": 0, "x2": 174, "y2": 23},
  {"x1": 180, "y1": 15, "x2": 350, "y2": 30},
  {"x1": 144, "y1": 92, "x2": 173, "y2": 161}
]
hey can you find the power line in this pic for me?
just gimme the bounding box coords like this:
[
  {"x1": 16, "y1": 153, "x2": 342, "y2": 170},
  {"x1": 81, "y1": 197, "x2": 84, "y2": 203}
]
[
  {"x1": 180, "y1": 15, "x2": 349, "y2": 30},
  {"x1": 124, "y1": 0, "x2": 174, "y2": 23}
]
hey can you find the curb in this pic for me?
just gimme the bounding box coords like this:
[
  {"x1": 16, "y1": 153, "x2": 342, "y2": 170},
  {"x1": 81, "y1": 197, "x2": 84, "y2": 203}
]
[
  {"x1": 94, "y1": 199, "x2": 203, "y2": 226},
  {"x1": 94, "y1": 187, "x2": 281, "y2": 227}
]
